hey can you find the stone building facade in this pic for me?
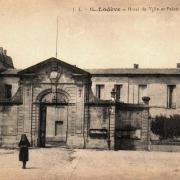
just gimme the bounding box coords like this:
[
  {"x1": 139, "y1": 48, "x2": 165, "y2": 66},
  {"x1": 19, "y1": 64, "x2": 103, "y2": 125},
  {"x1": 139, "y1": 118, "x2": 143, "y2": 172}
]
[
  {"x1": 3, "y1": 48, "x2": 177, "y2": 150},
  {"x1": 87, "y1": 66, "x2": 180, "y2": 118}
]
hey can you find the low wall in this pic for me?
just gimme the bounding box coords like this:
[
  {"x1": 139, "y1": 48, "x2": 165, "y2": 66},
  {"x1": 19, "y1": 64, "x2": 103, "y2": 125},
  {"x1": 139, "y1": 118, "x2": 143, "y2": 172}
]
[
  {"x1": 151, "y1": 145, "x2": 180, "y2": 152},
  {"x1": 150, "y1": 140, "x2": 180, "y2": 152}
]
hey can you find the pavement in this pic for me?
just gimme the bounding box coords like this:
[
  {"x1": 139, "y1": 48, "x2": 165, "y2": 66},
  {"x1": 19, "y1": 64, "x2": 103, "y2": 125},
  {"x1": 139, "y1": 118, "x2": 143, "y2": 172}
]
[{"x1": 0, "y1": 148, "x2": 180, "y2": 180}]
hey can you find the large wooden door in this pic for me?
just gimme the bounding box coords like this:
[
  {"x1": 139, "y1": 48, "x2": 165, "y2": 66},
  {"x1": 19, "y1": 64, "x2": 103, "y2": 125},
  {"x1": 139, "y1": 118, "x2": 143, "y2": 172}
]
[
  {"x1": 46, "y1": 106, "x2": 68, "y2": 145},
  {"x1": 39, "y1": 105, "x2": 68, "y2": 147}
]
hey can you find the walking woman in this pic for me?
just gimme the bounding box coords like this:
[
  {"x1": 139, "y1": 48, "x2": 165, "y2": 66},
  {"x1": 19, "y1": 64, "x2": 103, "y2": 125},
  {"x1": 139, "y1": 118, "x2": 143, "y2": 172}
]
[{"x1": 18, "y1": 134, "x2": 30, "y2": 169}]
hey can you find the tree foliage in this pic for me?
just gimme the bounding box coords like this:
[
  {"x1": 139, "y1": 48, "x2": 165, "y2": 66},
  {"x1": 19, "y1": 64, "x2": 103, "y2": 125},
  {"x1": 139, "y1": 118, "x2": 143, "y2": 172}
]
[{"x1": 151, "y1": 114, "x2": 180, "y2": 140}]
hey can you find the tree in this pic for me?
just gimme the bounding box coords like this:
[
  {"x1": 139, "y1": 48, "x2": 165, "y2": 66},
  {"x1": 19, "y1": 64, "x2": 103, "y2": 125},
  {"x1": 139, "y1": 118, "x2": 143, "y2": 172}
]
[{"x1": 151, "y1": 114, "x2": 180, "y2": 140}]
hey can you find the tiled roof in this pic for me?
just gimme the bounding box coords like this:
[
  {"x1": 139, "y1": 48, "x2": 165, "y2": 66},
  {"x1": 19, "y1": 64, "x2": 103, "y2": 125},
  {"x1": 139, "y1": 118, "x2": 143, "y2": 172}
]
[
  {"x1": 2, "y1": 68, "x2": 180, "y2": 76},
  {"x1": 85, "y1": 68, "x2": 180, "y2": 75}
]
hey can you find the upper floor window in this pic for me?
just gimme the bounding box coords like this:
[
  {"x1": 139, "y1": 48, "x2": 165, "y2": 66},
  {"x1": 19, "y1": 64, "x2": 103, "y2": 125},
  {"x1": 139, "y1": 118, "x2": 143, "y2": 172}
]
[
  {"x1": 114, "y1": 84, "x2": 122, "y2": 101},
  {"x1": 167, "y1": 85, "x2": 176, "y2": 108},
  {"x1": 96, "y1": 84, "x2": 104, "y2": 99},
  {"x1": 5, "y1": 84, "x2": 12, "y2": 99},
  {"x1": 138, "y1": 85, "x2": 147, "y2": 104}
]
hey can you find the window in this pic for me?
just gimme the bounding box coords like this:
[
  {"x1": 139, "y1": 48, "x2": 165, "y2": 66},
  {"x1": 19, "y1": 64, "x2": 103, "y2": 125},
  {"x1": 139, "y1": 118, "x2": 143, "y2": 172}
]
[
  {"x1": 55, "y1": 121, "x2": 63, "y2": 136},
  {"x1": 4, "y1": 84, "x2": 12, "y2": 99},
  {"x1": 114, "y1": 84, "x2": 122, "y2": 101},
  {"x1": 167, "y1": 85, "x2": 176, "y2": 108},
  {"x1": 138, "y1": 85, "x2": 147, "y2": 104},
  {"x1": 96, "y1": 84, "x2": 104, "y2": 99}
]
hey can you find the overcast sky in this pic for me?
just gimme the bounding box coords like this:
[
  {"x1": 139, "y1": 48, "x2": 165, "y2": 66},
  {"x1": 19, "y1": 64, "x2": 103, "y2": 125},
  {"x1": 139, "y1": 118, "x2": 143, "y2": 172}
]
[{"x1": 0, "y1": 0, "x2": 180, "y2": 69}]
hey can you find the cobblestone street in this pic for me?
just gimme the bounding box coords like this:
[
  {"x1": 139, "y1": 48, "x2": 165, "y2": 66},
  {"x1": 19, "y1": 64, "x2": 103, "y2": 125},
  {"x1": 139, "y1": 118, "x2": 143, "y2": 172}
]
[{"x1": 0, "y1": 148, "x2": 180, "y2": 180}]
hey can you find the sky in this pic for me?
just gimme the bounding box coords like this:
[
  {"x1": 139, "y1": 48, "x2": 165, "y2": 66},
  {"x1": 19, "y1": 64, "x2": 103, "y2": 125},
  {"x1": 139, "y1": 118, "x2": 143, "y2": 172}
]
[{"x1": 0, "y1": 0, "x2": 180, "y2": 69}]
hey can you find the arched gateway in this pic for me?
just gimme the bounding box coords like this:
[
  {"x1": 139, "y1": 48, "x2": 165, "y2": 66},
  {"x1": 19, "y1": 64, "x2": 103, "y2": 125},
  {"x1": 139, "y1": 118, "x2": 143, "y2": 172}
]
[
  {"x1": 36, "y1": 89, "x2": 70, "y2": 147},
  {"x1": 17, "y1": 58, "x2": 91, "y2": 148}
]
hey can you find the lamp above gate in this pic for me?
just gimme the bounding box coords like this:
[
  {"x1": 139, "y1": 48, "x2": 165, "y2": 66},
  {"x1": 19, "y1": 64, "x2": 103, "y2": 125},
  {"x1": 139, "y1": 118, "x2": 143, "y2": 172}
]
[
  {"x1": 49, "y1": 69, "x2": 61, "y2": 103},
  {"x1": 49, "y1": 71, "x2": 60, "y2": 83},
  {"x1": 111, "y1": 88, "x2": 116, "y2": 102}
]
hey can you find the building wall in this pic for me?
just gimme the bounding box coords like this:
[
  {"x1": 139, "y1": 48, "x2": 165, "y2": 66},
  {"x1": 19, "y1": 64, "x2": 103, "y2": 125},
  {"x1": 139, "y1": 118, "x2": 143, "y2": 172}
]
[
  {"x1": 1, "y1": 60, "x2": 180, "y2": 150},
  {"x1": 0, "y1": 106, "x2": 19, "y2": 147},
  {"x1": 0, "y1": 76, "x2": 21, "y2": 147},
  {"x1": 91, "y1": 76, "x2": 129, "y2": 102},
  {"x1": 91, "y1": 75, "x2": 180, "y2": 117},
  {"x1": 0, "y1": 72, "x2": 179, "y2": 148},
  {"x1": 84, "y1": 105, "x2": 115, "y2": 149}
]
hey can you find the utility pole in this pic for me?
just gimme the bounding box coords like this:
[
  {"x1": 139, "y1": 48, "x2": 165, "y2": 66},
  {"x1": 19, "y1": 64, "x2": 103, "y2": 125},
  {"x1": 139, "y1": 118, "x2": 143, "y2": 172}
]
[{"x1": 55, "y1": 16, "x2": 59, "y2": 58}]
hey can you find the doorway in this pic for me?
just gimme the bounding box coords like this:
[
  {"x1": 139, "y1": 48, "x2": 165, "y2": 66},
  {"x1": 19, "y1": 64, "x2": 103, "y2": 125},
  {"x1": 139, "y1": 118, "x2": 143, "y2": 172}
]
[{"x1": 39, "y1": 105, "x2": 68, "y2": 147}]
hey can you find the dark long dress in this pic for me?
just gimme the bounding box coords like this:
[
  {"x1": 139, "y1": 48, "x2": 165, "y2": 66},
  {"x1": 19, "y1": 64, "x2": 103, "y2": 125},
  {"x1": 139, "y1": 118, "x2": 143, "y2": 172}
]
[{"x1": 18, "y1": 139, "x2": 30, "y2": 162}]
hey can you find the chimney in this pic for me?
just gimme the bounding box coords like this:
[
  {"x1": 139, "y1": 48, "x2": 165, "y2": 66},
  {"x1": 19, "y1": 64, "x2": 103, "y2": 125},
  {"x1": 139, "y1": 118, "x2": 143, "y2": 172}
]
[
  {"x1": 134, "y1": 64, "x2": 139, "y2": 69},
  {"x1": 177, "y1": 63, "x2": 180, "y2": 68}
]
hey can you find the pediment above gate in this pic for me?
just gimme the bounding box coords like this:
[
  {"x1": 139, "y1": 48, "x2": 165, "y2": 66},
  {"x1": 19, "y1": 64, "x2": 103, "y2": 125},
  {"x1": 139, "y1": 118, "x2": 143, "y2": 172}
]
[{"x1": 18, "y1": 57, "x2": 91, "y2": 83}]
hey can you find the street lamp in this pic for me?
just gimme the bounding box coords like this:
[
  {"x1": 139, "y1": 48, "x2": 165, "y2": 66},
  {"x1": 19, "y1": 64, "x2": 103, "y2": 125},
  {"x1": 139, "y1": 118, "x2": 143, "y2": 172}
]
[
  {"x1": 142, "y1": 96, "x2": 151, "y2": 151},
  {"x1": 108, "y1": 88, "x2": 116, "y2": 150},
  {"x1": 111, "y1": 88, "x2": 116, "y2": 102},
  {"x1": 49, "y1": 70, "x2": 61, "y2": 103}
]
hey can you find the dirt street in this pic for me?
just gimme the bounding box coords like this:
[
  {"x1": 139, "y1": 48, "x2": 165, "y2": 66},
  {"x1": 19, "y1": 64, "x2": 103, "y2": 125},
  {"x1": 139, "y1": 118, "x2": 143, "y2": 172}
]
[{"x1": 0, "y1": 148, "x2": 180, "y2": 180}]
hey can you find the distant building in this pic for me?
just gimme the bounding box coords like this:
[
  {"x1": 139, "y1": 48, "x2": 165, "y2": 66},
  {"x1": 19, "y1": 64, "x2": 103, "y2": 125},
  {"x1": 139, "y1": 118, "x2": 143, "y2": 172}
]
[{"x1": 1, "y1": 48, "x2": 178, "y2": 150}]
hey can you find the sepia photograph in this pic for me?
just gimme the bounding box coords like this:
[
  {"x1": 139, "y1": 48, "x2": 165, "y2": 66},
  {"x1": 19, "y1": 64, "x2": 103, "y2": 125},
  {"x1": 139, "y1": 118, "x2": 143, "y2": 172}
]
[{"x1": 1, "y1": 0, "x2": 180, "y2": 179}]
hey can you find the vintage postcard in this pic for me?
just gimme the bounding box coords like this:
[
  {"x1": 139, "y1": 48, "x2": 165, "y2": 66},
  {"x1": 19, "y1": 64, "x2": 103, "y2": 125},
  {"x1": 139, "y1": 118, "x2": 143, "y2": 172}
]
[{"x1": 0, "y1": 0, "x2": 180, "y2": 179}]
